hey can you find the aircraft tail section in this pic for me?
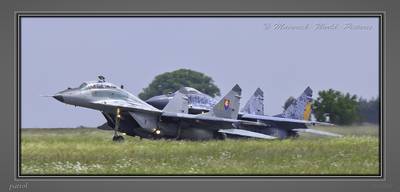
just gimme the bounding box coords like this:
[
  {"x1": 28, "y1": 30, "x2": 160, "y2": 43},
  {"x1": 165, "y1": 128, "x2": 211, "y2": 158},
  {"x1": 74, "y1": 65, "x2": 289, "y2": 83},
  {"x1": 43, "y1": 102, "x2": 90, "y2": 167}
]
[
  {"x1": 162, "y1": 91, "x2": 189, "y2": 114},
  {"x1": 202, "y1": 84, "x2": 241, "y2": 119},
  {"x1": 278, "y1": 86, "x2": 313, "y2": 120},
  {"x1": 241, "y1": 88, "x2": 264, "y2": 115}
]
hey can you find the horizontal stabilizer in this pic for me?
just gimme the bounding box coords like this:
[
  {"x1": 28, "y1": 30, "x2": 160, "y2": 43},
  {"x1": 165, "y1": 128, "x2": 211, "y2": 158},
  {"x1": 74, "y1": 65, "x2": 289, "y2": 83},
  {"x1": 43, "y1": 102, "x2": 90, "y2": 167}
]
[
  {"x1": 293, "y1": 128, "x2": 342, "y2": 137},
  {"x1": 218, "y1": 129, "x2": 277, "y2": 139},
  {"x1": 242, "y1": 113, "x2": 335, "y2": 126},
  {"x1": 234, "y1": 120, "x2": 268, "y2": 128},
  {"x1": 313, "y1": 122, "x2": 335, "y2": 126}
]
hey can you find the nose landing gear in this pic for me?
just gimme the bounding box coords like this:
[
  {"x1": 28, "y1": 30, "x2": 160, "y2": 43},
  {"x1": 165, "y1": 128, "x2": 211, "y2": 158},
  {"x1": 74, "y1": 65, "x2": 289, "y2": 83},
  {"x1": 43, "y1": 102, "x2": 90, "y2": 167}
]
[{"x1": 112, "y1": 108, "x2": 124, "y2": 142}]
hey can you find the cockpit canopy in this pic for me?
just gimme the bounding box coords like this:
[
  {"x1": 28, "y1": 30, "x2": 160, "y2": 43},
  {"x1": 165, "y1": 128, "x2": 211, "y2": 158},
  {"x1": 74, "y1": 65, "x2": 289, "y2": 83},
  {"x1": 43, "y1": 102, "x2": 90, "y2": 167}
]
[
  {"x1": 180, "y1": 87, "x2": 203, "y2": 94},
  {"x1": 78, "y1": 83, "x2": 88, "y2": 89},
  {"x1": 78, "y1": 81, "x2": 118, "y2": 90}
]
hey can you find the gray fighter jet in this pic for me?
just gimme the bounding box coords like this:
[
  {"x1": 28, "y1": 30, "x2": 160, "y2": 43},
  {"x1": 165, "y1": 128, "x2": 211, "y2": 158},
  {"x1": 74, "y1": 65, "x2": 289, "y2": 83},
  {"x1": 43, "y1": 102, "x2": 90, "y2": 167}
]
[
  {"x1": 51, "y1": 76, "x2": 277, "y2": 141},
  {"x1": 239, "y1": 87, "x2": 341, "y2": 139},
  {"x1": 147, "y1": 86, "x2": 341, "y2": 139}
]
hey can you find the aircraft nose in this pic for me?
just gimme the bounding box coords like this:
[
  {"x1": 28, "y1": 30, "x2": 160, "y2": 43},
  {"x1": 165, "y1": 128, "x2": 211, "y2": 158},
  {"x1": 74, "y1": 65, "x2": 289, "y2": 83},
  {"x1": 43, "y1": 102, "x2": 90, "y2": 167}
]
[{"x1": 53, "y1": 95, "x2": 64, "y2": 102}]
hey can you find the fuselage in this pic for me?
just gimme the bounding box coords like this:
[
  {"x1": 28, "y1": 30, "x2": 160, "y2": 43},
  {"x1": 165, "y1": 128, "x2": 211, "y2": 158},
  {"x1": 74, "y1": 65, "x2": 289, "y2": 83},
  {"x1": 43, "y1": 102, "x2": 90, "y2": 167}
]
[
  {"x1": 52, "y1": 80, "x2": 227, "y2": 140},
  {"x1": 53, "y1": 81, "x2": 156, "y2": 113}
]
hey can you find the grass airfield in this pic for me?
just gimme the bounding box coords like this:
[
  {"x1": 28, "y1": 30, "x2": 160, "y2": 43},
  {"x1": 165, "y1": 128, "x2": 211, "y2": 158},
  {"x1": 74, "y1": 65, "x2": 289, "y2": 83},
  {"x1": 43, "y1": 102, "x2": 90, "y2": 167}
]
[{"x1": 21, "y1": 125, "x2": 380, "y2": 176}]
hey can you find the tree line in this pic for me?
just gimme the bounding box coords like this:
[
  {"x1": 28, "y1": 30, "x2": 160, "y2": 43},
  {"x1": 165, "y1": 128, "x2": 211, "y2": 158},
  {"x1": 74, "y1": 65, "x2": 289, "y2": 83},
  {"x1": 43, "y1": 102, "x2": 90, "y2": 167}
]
[{"x1": 311, "y1": 89, "x2": 379, "y2": 125}]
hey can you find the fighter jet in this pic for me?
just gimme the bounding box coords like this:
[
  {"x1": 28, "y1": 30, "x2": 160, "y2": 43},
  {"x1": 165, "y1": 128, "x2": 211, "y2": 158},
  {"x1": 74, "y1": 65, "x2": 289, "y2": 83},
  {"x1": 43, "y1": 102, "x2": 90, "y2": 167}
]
[
  {"x1": 51, "y1": 76, "x2": 277, "y2": 141},
  {"x1": 239, "y1": 87, "x2": 341, "y2": 139},
  {"x1": 146, "y1": 86, "x2": 341, "y2": 139}
]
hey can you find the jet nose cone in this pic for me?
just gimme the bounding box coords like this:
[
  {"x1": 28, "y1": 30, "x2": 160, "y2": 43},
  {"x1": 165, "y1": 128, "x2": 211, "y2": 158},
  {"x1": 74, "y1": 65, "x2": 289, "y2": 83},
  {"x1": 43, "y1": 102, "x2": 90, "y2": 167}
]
[{"x1": 53, "y1": 95, "x2": 64, "y2": 102}]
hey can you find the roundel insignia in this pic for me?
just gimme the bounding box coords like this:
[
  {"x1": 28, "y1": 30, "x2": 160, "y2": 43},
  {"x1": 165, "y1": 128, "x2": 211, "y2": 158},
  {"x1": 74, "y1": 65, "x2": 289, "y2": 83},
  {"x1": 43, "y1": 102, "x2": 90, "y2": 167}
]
[{"x1": 224, "y1": 99, "x2": 230, "y2": 110}]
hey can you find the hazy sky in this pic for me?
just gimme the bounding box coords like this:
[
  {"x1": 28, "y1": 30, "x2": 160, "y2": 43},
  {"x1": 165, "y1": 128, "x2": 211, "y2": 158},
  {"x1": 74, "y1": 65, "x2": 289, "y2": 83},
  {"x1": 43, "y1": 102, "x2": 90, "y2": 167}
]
[{"x1": 21, "y1": 17, "x2": 379, "y2": 128}]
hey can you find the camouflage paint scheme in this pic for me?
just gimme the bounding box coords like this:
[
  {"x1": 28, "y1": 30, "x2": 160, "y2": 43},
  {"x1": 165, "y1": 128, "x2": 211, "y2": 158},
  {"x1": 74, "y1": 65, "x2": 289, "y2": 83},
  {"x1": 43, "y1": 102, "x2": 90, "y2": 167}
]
[{"x1": 147, "y1": 86, "x2": 339, "y2": 139}]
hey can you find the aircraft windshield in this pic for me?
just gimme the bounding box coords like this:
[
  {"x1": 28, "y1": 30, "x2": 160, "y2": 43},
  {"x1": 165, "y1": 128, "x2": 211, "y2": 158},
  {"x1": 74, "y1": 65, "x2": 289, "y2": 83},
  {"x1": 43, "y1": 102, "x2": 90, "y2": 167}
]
[
  {"x1": 86, "y1": 83, "x2": 117, "y2": 90},
  {"x1": 79, "y1": 83, "x2": 88, "y2": 89},
  {"x1": 184, "y1": 87, "x2": 202, "y2": 94}
]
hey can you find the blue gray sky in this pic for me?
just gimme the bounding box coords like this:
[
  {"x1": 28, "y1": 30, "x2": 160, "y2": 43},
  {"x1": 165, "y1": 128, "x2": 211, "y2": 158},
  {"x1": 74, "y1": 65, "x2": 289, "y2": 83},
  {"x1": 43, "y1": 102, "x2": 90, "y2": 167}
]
[{"x1": 21, "y1": 17, "x2": 379, "y2": 128}]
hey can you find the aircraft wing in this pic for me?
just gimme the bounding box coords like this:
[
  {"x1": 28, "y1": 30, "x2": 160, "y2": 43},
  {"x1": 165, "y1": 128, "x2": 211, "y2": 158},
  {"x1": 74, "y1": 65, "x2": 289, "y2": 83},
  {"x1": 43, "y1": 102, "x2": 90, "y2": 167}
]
[
  {"x1": 292, "y1": 128, "x2": 342, "y2": 137},
  {"x1": 92, "y1": 99, "x2": 161, "y2": 113},
  {"x1": 241, "y1": 114, "x2": 334, "y2": 126},
  {"x1": 162, "y1": 112, "x2": 276, "y2": 139},
  {"x1": 162, "y1": 112, "x2": 237, "y2": 123},
  {"x1": 162, "y1": 112, "x2": 269, "y2": 131},
  {"x1": 218, "y1": 129, "x2": 277, "y2": 139}
]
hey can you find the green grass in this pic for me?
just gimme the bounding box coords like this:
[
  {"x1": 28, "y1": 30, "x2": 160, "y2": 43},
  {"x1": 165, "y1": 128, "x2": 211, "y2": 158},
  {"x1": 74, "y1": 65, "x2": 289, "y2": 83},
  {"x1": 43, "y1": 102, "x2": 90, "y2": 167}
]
[{"x1": 21, "y1": 125, "x2": 380, "y2": 175}]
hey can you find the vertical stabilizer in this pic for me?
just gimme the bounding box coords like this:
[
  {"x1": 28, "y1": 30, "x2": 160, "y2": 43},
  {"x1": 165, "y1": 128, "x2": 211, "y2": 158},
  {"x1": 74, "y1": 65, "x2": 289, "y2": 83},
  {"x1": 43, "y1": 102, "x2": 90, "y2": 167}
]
[
  {"x1": 241, "y1": 88, "x2": 264, "y2": 115},
  {"x1": 202, "y1": 84, "x2": 242, "y2": 119},
  {"x1": 279, "y1": 86, "x2": 313, "y2": 120}
]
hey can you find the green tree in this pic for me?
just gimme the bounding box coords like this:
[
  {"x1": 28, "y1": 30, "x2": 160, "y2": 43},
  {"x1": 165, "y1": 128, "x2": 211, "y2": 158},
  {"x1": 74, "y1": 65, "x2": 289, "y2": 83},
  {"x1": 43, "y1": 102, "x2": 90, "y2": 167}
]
[
  {"x1": 358, "y1": 97, "x2": 379, "y2": 124},
  {"x1": 138, "y1": 69, "x2": 220, "y2": 100},
  {"x1": 313, "y1": 89, "x2": 359, "y2": 125}
]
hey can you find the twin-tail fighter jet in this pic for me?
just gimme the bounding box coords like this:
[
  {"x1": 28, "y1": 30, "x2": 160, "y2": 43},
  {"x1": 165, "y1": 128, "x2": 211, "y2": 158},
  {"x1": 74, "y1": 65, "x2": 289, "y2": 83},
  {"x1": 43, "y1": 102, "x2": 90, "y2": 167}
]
[
  {"x1": 51, "y1": 76, "x2": 277, "y2": 141},
  {"x1": 239, "y1": 87, "x2": 341, "y2": 138},
  {"x1": 147, "y1": 86, "x2": 341, "y2": 139}
]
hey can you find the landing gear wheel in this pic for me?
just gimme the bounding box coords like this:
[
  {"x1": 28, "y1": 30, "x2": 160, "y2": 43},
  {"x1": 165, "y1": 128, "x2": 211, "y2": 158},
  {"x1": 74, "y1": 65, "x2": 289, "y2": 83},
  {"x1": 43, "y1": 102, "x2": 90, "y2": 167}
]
[
  {"x1": 214, "y1": 132, "x2": 227, "y2": 140},
  {"x1": 288, "y1": 131, "x2": 299, "y2": 139},
  {"x1": 112, "y1": 135, "x2": 124, "y2": 142}
]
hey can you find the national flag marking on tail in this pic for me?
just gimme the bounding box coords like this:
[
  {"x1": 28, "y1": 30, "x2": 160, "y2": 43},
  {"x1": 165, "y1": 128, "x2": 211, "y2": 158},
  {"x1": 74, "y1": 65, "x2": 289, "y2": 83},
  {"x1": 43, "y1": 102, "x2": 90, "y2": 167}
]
[
  {"x1": 224, "y1": 99, "x2": 230, "y2": 110},
  {"x1": 303, "y1": 102, "x2": 312, "y2": 120}
]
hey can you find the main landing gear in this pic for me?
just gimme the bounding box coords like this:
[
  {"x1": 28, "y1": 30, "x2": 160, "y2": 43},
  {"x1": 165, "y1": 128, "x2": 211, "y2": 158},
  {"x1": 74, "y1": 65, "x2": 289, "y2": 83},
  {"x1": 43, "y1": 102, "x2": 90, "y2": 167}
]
[{"x1": 112, "y1": 108, "x2": 124, "y2": 142}]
